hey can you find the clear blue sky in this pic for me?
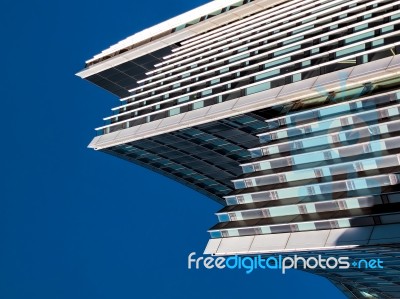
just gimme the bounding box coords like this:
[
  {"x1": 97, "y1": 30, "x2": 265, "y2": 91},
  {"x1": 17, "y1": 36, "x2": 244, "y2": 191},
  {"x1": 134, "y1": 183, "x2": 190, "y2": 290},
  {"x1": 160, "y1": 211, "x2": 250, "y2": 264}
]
[{"x1": 0, "y1": 1, "x2": 346, "y2": 298}]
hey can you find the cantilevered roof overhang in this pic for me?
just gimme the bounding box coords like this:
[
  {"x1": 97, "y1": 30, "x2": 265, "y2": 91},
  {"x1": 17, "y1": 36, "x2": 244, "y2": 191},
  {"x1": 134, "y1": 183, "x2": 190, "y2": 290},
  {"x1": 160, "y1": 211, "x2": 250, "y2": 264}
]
[{"x1": 76, "y1": 0, "x2": 286, "y2": 96}]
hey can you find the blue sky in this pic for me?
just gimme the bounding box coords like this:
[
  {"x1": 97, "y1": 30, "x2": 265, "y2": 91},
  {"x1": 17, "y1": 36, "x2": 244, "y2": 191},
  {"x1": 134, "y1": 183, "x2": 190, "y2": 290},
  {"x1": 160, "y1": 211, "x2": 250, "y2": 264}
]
[{"x1": 0, "y1": 0, "x2": 346, "y2": 298}]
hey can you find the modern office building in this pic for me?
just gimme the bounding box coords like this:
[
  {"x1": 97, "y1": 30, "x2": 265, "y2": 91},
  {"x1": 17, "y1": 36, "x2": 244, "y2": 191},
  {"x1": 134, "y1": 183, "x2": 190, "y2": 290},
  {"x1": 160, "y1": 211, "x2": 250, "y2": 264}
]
[{"x1": 77, "y1": 0, "x2": 400, "y2": 297}]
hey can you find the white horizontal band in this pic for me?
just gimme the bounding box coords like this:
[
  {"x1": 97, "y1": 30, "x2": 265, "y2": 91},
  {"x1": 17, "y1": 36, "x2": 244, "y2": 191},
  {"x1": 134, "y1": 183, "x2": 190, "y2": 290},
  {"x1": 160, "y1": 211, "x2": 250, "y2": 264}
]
[
  {"x1": 142, "y1": 0, "x2": 357, "y2": 81},
  {"x1": 85, "y1": 0, "x2": 246, "y2": 64},
  {"x1": 178, "y1": 0, "x2": 306, "y2": 49},
  {"x1": 164, "y1": 0, "x2": 318, "y2": 60},
  {"x1": 107, "y1": 22, "x2": 400, "y2": 121},
  {"x1": 123, "y1": 4, "x2": 396, "y2": 107},
  {"x1": 223, "y1": 173, "x2": 398, "y2": 198},
  {"x1": 248, "y1": 117, "x2": 400, "y2": 153},
  {"x1": 256, "y1": 102, "x2": 400, "y2": 139},
  {"x1": 95, "y1": 41, "x2": 400, "y2": 131},
  {"x1": 131, "y1": 0, "x2": 390, "y2": 96}
]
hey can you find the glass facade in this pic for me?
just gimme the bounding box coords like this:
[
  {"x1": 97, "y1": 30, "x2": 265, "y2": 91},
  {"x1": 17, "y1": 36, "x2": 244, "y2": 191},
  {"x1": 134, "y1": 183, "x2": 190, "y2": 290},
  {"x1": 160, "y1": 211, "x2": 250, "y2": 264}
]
[
  {"x1": 86, "y1": 0, "x2": 253, "y2": 68},
  {"x1": 210, "y1": 81, "x2": 400, "y2": 240},
  {"x1": 95, "y1": 0, "x2": 400, "y2": 134},
  {"x1": 103, "y1": 114, "x2": 268, "y2": 204},
  {"x1": 81, "y1": 0, "x2": 400, "y2": 297}
]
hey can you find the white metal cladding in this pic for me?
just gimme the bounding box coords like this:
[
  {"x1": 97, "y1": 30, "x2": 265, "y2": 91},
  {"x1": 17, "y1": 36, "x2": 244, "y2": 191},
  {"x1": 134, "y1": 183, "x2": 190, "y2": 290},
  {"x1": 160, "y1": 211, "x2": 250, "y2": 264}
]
[
  {"x1": 85, "y1": 0, "x2": 248, "y2": 64},
  {"x1": 253, "y1": 103, "x2": 400, "y2": 142},
  {"x1": 77, "y1": 0, "x2": 286, "y2": 79},
  {"x1": 207, "y1": 83, "x2": 400, "y2": 241},
  {"x1": 98, "y1": 40, "x2": 399, "y2": 130},
  {"x1": 255, "y1": 90, "x2": 400, "y2": 135},
  {"x1": 208, "y1": 212, "x2": 400, "y2": 235},
  {"x1": 158, "y1": 0, "x2": 321, "y2": 62},
  {"x1": 128, "y1": 0, "x2": 393, "y2": 95},
  {"x1": 240, "y1": 137, "x2": 400, "y2": 174},
  {"x1": 152, "y1": 0, "x2": 354, "y2": 69},
  {"x1": 176, "y1": 0, "x2": 308, "y2": 49},
  {"x1": 247, "y1": 118, "x2": 400, "y2": 154},
  {"x1": 249, "y1": 120, "x2": 400, "y2": 156},
  {"x1": 215, "y1": 196, "x2": 383, "y2": 218},
  {"x1": 232, "y1": 154, "x2": 400, "y2": 186},
  {"x1": 223, "y1": 174, "x2": 399, "y2": 200},
  {"x1": 210, "y1": 135, "x2": 400, "y2": 241},
  {"x1": 203, "y1": 224, "x2": 400, "y2": 254},
  {"x1": 136, "y1": 0, "x2": 392, "y2": 87},
  {"x1": 110, "y1": 53, "x2": 400, "y2": 117},
  {"x1": 100, "y1": 39, "x2": 400, "y2": 129},
  {"x1": 94, "y1": 2, "x2": 400, "y2": 131},
  {"x1": 240, "y1": 135, "x2": 400, "y2": 169},
  {"x1": 114, "y1": 40, "x2": 397, "y2": 116},
  {"x1": 88, "y1": 55, "x2": 400, "y2": 149}
]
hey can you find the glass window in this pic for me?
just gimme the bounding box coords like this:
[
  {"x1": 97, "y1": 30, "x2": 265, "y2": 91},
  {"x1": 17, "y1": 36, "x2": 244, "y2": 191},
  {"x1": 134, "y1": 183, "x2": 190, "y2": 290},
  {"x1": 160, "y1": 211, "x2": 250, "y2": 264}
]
[
  {"x1": 298, "y1": 222, "x2": 316, "y2": 231},
  {"x1": 226, "y1": 197, "x2": 237, "y2": 205},
  {"x1": 301, "y1": 17, "x2": 316, "y2": 24},
  {"x1": 264, "y1": 57, "x2": 290, "y2": 69},
  {"x1": 283, "y1": 36, "x2": 303, "y2": 45},
  {"x1": 292, "y1": 74, "x2": 301, "y2": 82},
  {"x1": 242, "y1": 165, "x2": 254, "y2": 173},
  {"x1": 336, "y1": 44, "x2": 365, "y2": 58},
  {"x1": 292, "y1": 25, "x2": 314, "y2": 35},
  {"x1": 217, "y1": 214, "x2": 230, "y2": 222},
  {"x1": 169, "y1": 107, "x2": 180, "y2": 116},
  {"x1": 269, "y1": 206, "x2": 299, "y2": 217},
  {"x1": 275, "y1": 45, "x2": 301, "y2": 56},
  {"x1": 210, "y1": 78, "x2": 220, "y2": 85},
  {"x1": 382, "y1": 25, "x2": 394, "y2": 33},
  {"x1": 210, "y1": 231, "x2": 222, "y2": 238},
  {"x1": 255, "y1": 69, "x2": 280, "y2": 81},
  {"x1": 177, "y1": 96, "x2": 189, "y2": 103},
  {"x1": 229, "y1": 53, "x2": 250, "y2": 63},
  {"x1": 226, "y1": 229, "x2": 240, "y2": 237},
  {"x1": 320, "y1": 36, "x2": 329, "y2": 42},
  {"x1": 246, "y1": 82, "x2": 270, "y2": 95},
  {"x1": 354, "y1": 24, "x2": 368, "y2": 31},
  {"x1": 380, "y1": 214, "x2": 400, "y2": 225},
  {"x1": 391, "y1": 13, "x2": 400, "y2": 20},
  {"x1": 344, "y1": 31, "x2": 374, "y2": 44},
  {"x1": 311, "y1": 48, "x2": 320, "y2": 54},
  {"x1": 234, "y1": 181, "x2": 246, "y2": 189},
  {"x1": 363, "y1": 13, "x2": 372, "y2": 20},
  {"x1": 372, "y1": 39, "x2": 384, "y2": 47},
  {"x1": 201, "y1": 89, "x2": 212, "y2": 96}
]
